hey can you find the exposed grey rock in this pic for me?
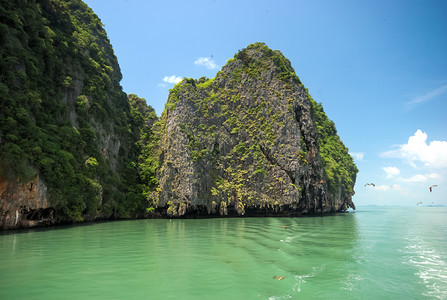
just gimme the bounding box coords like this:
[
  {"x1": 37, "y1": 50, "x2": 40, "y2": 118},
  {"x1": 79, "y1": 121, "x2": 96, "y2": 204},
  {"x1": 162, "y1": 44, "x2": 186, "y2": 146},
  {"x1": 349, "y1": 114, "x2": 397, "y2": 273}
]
[{"x1": 153, "y1": 43, "x2": 357, "y2": 217}]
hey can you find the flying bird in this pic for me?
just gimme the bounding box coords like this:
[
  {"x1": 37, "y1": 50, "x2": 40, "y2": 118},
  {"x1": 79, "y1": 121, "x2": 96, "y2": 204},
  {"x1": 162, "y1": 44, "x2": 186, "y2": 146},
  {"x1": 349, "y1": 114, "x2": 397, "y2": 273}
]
[
  {"x1": 429, "y1": 185, "x2": 438, "y2": 192},
  {"x1": 416, "y1": 202, "x2": 422, "y2": 205},
  {"x1": 364, "y1": 183, "x2": 376, "y2": 187}
]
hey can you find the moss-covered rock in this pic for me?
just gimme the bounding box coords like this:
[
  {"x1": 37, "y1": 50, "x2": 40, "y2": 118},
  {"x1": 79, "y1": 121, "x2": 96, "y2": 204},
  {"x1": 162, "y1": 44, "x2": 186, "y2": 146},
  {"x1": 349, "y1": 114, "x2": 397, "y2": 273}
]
[
  {"x1": 0, "y1": 0, "x2": 147, "y2": 228},
  {"x1": 152, "y1": 42, "x2": 358, "y2": 217}
]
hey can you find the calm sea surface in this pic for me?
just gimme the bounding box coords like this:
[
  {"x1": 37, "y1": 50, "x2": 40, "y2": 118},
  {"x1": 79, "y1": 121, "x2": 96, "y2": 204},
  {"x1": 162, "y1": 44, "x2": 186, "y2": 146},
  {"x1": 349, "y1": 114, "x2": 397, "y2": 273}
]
[{"x1": 1, "y1": 206, "x2": 446, "y2": 300}]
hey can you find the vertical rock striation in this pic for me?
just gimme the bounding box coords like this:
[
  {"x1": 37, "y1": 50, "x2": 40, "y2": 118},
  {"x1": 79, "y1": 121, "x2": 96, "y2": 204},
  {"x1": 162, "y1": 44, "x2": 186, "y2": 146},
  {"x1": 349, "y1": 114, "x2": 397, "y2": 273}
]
[{"x1": 153, "y1": 43, "x2": 357, "y2": 217}]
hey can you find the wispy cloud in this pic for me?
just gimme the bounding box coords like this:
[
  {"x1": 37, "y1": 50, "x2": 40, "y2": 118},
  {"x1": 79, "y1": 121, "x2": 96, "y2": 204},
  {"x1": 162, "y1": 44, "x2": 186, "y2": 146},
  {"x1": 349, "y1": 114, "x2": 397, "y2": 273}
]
[
  {"x1": 407, "y1": 84, "x2": 447, "y2": 106},
  {"x1": 194, "y1": 57, "x2": 218, "y2": 70},
  {"x1": 383, "y1": 166, "x2": 400, "y2": 178},
  {"x1": 350, "y1": 152, "x2": 364, "y2": 161},
  {"x1": 163, "y1": 75, "x2": 182, "y2": 84},
  {"x1": 381, "y1": 130, "x2": 447, "y2": 168},
  {"x1": 399, "y1": 173, "x2": 440, "y2": 183},
  {"x1": 158, "y1": 75, "x2": 183, "y2": 87},
  {"x1": 374, "y1": 184, "x2": 402, "y2": 191}
]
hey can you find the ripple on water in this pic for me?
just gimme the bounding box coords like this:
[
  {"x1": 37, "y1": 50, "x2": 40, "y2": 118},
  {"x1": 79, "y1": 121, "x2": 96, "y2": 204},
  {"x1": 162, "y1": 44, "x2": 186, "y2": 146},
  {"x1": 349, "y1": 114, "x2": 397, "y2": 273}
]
[
  {"x1": 403, "y1": 234, "x2": 447, "y2": 299},
  {"x1": 1, "y1": 208, "x2": 446, "y2": 300}
]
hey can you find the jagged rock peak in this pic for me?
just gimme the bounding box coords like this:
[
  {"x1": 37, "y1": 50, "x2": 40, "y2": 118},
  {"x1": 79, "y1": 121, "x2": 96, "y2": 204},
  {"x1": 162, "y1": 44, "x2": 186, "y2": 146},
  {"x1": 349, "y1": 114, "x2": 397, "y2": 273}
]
[{"x1": 152, "y1": 42, "x2": 357, "y2": 217}]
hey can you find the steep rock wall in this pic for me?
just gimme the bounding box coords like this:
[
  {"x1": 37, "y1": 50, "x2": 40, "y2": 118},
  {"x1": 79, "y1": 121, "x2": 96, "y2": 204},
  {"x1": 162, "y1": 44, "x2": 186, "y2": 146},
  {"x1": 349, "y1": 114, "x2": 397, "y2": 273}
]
[
  {"x1": 153, "y1": 43, "x2": 357, "y2": 217},
  {"x1": 0, "y1": 0, "x2": 145, "y2": 228}
]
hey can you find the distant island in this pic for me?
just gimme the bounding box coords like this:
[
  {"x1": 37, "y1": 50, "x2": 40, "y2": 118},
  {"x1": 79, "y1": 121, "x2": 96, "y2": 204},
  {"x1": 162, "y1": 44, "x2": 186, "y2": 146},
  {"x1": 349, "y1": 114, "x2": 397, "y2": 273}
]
[{"x1": 0, "y1": 0, "x2": 357, "y2": 229}]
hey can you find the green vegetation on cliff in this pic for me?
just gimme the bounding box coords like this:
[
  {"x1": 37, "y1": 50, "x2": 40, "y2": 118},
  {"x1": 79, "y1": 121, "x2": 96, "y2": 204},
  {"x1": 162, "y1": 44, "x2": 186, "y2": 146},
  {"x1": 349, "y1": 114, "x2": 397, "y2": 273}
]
[
  {"x1": 147, "y1": 42, "x2": 357, "y2": 216},
  {"x1": 234, "y1": 43, "x2": 358, "y2": 201},
  {"x1": 0, "y1": 0, "x2": 145, "y2": 222},
  {"x1": 309, "y1": 97, "x2": 358, "y2": 196},
  {"x1": 127, "y1": 94, "x2": 159, "y2": 205},
  {"x1": 0, "y1": 0, "x2": 356, "y2": 225}
]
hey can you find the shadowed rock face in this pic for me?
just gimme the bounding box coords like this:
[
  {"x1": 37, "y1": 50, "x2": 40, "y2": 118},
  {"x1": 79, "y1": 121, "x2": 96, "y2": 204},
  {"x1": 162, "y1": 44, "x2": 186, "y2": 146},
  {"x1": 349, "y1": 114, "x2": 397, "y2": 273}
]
[
  {"x1": 0, "y1": 176, "x2": 54, "y2": 229},
  {"x1": 154, "y1": 43, "x2": 357, "y2": 217}
]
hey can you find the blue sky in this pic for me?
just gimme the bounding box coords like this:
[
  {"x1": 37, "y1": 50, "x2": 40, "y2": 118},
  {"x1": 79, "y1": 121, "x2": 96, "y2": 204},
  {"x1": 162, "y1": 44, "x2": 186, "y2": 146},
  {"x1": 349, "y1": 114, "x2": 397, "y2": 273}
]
[{"x1": 84, "y1": 0, "x2": 447, "y2": 207}]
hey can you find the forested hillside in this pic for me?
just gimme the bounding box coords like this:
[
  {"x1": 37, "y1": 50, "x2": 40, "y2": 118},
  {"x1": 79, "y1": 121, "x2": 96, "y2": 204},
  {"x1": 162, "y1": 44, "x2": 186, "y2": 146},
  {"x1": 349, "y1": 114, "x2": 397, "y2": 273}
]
[{"x1": 0, "y1": 0, "x2": 154, "y2": 227}]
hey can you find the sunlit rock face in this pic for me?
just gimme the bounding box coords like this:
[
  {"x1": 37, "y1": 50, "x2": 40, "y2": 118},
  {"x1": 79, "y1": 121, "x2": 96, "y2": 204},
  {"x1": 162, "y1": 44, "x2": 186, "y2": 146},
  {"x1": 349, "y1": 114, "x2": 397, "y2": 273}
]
[{"x1": 154, "y1": 43, "x2": 357, "y2": 217}]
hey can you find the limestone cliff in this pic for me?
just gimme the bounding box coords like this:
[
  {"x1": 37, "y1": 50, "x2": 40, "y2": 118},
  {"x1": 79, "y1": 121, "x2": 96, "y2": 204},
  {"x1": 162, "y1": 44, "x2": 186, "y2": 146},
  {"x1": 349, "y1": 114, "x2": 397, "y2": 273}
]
[
  {"x1": 152, "y1": 43, "x2": 357, "y2": 217},
  {"x1": 0, "y1": 1, "x2": 357, "y2": 228},
  {"x1": 0, "y1": 0, "x2": 145, "y2": 229}
]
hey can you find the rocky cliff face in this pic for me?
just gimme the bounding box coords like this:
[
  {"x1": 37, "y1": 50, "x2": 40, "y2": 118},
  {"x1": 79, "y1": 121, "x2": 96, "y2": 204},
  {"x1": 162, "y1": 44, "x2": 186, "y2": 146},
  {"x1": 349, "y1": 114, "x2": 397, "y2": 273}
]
[
  {"x1": 0, "y1": 0, "x2": 144, "y2": 229},
  {"x1": 0, "y1": 1, "x2": 357, "y2": 228},
  {"x1": 153, "y1": 43, "x2": 357, "y2": 217},
  {"x1": 0, "y1": 176, "x2": 53, "y2": 229}
]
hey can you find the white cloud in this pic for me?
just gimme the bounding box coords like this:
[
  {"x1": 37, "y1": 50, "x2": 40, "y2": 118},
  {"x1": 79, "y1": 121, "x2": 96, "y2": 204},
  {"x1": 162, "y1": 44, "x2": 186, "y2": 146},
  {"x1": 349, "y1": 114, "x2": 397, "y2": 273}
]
[
  {"x1": 163, "y1": 75, "x2": 183, "y2": 84},
  {"x1": 407, "y1": 84, "x2": 447, "y2": 105},
  {"x1": 374, "y1": 184, "x2": 402, "y2": 191},
  {"x1": 350, "y1": 152, "x2": 364, "y2": 161},
  {"x1": 194, "y1": 57, "x2": 218, "y2": 70},
  {"x1": 400, "y1": 173, "x2": 440, "y2": 183},
  {"x1": 381, "y1": 130, "x2": 447, "y2": 168},
  {"x1": 383, "y1": 166, "x2": 400, "y2": 178}
]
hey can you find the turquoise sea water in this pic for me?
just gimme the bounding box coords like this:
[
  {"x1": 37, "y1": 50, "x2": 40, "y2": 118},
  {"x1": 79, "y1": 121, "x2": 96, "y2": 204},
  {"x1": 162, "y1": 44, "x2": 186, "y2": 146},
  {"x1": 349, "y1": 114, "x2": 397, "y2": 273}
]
[{"x1": 1, "y1": 206, "x2": 446, "y2": 299}]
